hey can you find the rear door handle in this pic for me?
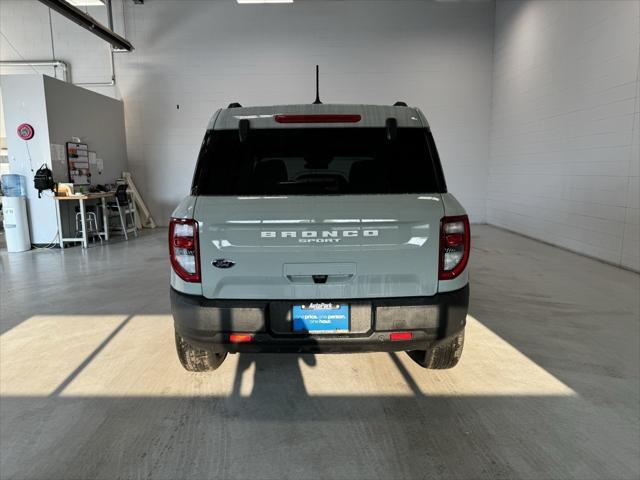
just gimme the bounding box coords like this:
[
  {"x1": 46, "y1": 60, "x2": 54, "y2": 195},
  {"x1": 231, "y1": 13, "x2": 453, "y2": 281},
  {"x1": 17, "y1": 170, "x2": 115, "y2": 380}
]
[
  {"x1": 285, "y1": 273, "x2": 355, "y2": 284},
  {"x1": 284, "y1": 262, "x2": 356, "y2": 284}
]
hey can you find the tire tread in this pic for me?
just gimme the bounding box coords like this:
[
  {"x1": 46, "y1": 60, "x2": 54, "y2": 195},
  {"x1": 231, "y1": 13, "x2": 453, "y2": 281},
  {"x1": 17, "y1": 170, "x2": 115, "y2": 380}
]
[
  {"x1": 175, "y1": 332, "x2": 227, "y2": 372},
  {"x1": 407, "y1": 330, "x2": 465, "y2": 369}
]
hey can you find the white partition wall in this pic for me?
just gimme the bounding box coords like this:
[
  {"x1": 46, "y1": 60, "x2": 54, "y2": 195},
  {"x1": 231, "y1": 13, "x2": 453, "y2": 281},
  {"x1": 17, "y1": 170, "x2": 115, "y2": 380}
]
[{"x1": 1, "y1": 75, "x2": 56, "y2": 245}]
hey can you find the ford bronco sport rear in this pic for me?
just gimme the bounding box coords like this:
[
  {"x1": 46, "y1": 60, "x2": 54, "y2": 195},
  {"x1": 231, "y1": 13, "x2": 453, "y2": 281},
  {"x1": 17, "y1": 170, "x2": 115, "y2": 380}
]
[{"x1": 170, "y1": 104, "x2": 469, "y2": 372}]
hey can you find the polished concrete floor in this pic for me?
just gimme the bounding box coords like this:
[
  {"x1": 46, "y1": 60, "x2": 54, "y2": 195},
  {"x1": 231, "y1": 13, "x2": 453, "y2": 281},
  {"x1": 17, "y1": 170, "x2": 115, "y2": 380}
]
[{"x1": 1, "y1": 225, "x2": 638, "y2": 480}]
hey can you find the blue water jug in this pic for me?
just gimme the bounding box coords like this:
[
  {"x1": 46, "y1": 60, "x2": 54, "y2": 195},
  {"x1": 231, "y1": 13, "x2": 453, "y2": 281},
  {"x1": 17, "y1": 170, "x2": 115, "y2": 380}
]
[{"x1": 1, "y1": 174, "x2": 27, "y2": 197}]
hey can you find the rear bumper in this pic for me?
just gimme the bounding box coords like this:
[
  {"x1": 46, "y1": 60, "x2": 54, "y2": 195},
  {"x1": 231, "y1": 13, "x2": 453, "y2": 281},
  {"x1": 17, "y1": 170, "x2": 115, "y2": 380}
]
[{"x1": 171, "y1": 285, "x2": 469, "y2": 353}]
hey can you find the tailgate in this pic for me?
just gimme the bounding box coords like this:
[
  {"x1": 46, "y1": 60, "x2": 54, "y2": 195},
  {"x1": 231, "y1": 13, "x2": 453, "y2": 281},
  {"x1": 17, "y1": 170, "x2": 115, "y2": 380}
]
[{"x1": 195, "y1": 194, "x2": 444, "y2": 299}]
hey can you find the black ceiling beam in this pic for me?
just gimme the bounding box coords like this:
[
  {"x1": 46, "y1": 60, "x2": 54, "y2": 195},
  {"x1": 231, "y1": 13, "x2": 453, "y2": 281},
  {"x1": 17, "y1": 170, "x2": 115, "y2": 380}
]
[{"x1": 38, "y1": 0, "x2": 134, "y2": 52}]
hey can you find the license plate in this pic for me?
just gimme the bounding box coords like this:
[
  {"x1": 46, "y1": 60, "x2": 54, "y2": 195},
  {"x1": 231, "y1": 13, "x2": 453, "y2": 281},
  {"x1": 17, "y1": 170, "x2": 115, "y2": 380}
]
[{"x1": 292, "y1": 303, "x2": 349, "y2": 333}]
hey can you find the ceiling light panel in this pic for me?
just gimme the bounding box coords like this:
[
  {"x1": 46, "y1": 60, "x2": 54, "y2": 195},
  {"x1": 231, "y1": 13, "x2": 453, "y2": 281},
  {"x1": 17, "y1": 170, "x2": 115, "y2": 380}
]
[
  {"x1": 237, "y1": 0, "x2": 294, "y2": 4},
  {"x1": 66, "y1": 0, "x2": 105, "y2": 6}
]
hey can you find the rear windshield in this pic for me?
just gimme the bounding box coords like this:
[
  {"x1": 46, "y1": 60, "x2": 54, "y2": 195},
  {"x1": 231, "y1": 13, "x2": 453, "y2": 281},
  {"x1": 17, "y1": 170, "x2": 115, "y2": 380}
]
[{"x1": 192, "y1": 127, "x2": 445, "y2": 196}]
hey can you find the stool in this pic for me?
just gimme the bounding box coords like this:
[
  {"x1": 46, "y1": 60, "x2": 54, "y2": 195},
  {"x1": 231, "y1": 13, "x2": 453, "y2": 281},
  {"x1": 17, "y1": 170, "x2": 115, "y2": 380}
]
[{"x1": 74, "y1": 207, "x2": 102, "y2": 244}]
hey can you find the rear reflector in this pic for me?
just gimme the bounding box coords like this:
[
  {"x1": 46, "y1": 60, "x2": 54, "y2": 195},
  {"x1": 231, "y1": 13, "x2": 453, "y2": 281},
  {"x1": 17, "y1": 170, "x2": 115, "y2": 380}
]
[
  {"x1": 445, "y1": 233, "x2": 464, "y2": 248},
  {"x1": 174, "y1": 236, "x2": 194, "y2": 249},
  {"x1": 274, "y1": 114, "x2": 361, "y2": 124},
  {"x1": 390, "y1": 332, "x2": 413, "y2": 342},
  {"x1": 229, "y1": 334, "x2": 253, "y2": 343}
]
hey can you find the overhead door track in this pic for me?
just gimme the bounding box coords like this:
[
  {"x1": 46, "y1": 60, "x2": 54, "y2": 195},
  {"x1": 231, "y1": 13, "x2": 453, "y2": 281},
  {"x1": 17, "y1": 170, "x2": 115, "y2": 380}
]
[{"x1": 37, "y1": 0, "x2": 134, "y2": 52}]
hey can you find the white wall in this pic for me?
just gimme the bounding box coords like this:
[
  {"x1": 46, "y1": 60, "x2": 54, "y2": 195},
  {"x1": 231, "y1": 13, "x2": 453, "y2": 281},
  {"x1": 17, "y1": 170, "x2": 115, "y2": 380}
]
[
  {"x1": 0, "y1": 75, "x2": 55, "y2": 244},
  {"x1": 0, "y1": 0, "x2": 495, "y2": 225},
  {"x1": 488, "y1": 0, "x2": 640, "y2": 270}
]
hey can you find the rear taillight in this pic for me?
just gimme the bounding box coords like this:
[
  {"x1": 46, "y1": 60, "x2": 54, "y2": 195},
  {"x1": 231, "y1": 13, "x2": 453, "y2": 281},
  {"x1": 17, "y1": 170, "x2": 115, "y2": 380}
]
[
  {"x1": 439, "y1": 215, "x2": 470, "y2": 280},
  {"x1": 169, "y1": 218, "x2": 200, "y2": 282}
]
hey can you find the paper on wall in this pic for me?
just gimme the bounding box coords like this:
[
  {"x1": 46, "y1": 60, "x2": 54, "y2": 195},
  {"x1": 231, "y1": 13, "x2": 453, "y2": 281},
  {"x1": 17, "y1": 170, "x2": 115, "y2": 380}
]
[
  {"x1": 88, "y1": 151, "x2": 97, "y2": 165},
  {"x1": 96, "y1": 158, "x2": 104, "y2": 173},
  {"x1": 50, "y1": 144, "x2": 68, "y2": 182},
  {"x1": 50, "y1": 143, "x2": 66, "y2": 166}
]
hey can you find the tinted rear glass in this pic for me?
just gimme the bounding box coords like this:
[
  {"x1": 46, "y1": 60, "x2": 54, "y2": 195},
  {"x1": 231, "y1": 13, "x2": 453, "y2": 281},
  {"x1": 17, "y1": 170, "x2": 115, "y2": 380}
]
[{"x1": 192, "y1": 127, "x2": 443, "y2": 196}]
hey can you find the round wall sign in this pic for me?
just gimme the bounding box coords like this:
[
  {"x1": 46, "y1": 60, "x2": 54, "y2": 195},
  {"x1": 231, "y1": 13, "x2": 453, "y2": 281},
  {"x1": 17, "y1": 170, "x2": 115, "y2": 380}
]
[{"x1": 17, "y1": 123, "x2": 35, "y2": 140}]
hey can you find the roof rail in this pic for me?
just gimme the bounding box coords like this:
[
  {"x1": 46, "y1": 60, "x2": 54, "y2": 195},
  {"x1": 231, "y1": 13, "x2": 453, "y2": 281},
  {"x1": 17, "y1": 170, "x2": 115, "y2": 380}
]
[
  {"x1": 227, "y1": 102, "x2": 242, "y2": 108},
  {"x1": 393, "y1": 101, "x2": 408, "y2": 107}
]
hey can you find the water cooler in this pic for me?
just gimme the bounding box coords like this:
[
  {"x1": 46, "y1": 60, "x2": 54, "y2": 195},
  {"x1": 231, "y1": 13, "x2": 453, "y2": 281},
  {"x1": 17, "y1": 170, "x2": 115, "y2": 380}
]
[{"x1": 1, "y1": 174, "x2": 31, "y2": 252}]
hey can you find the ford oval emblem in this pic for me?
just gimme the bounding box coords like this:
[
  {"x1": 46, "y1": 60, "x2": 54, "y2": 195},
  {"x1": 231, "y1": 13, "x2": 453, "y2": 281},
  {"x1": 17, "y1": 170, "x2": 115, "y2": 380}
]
[{"x1": 212, "y1": 259, "x2": 235, "y2": 269}]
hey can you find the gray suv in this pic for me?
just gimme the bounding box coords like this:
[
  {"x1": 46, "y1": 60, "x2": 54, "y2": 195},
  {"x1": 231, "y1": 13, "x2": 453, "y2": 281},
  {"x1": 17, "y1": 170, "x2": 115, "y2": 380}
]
[{"x1": 169, "y1": 103, "x2": 470, "y2": 372}]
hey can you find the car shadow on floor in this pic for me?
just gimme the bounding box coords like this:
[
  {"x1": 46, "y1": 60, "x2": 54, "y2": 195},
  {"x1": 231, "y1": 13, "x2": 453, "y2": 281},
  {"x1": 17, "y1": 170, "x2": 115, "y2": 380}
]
[
  {"x1": 231, "y1": 352, "x2": 317, "y2": 399},
  {"x1": 2, "y1": 353, "x2": 639, "y2": 480}
]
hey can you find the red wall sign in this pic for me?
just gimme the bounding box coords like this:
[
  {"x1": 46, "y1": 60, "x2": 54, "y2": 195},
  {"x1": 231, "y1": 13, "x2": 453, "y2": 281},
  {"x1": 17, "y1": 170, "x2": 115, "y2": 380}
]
[{"x1": 17, "y1": 123, "x2": 35, "y2": 140}]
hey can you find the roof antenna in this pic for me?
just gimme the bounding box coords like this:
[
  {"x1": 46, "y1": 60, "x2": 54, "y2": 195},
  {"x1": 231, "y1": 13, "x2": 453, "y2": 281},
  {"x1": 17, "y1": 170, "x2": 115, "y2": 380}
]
[{"x1": 313, "y1": 65, "x2": 322, "y2": 104}]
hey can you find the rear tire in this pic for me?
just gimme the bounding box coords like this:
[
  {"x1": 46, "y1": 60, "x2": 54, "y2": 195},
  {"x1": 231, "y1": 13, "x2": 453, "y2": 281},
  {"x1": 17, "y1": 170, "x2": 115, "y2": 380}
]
[
  {"x1": 407, "y1": 329, "x2": 465, "y2": 369},
  {"x1": 175, "y1": 331, "x2": 227, "y2": 372}
]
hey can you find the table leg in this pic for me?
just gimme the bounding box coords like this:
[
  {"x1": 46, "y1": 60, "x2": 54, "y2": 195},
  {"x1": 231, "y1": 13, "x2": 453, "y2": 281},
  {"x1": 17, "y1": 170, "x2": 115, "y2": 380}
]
[
  {"x1": 101, "y1": 197, "x2": 109, "y2": 241},
  {"x1": 79, "y1": 198, "x2": 88, "y2": 249},
  {"x1": 55, "y1": 198, "x2": 64, "y2": 249}
]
